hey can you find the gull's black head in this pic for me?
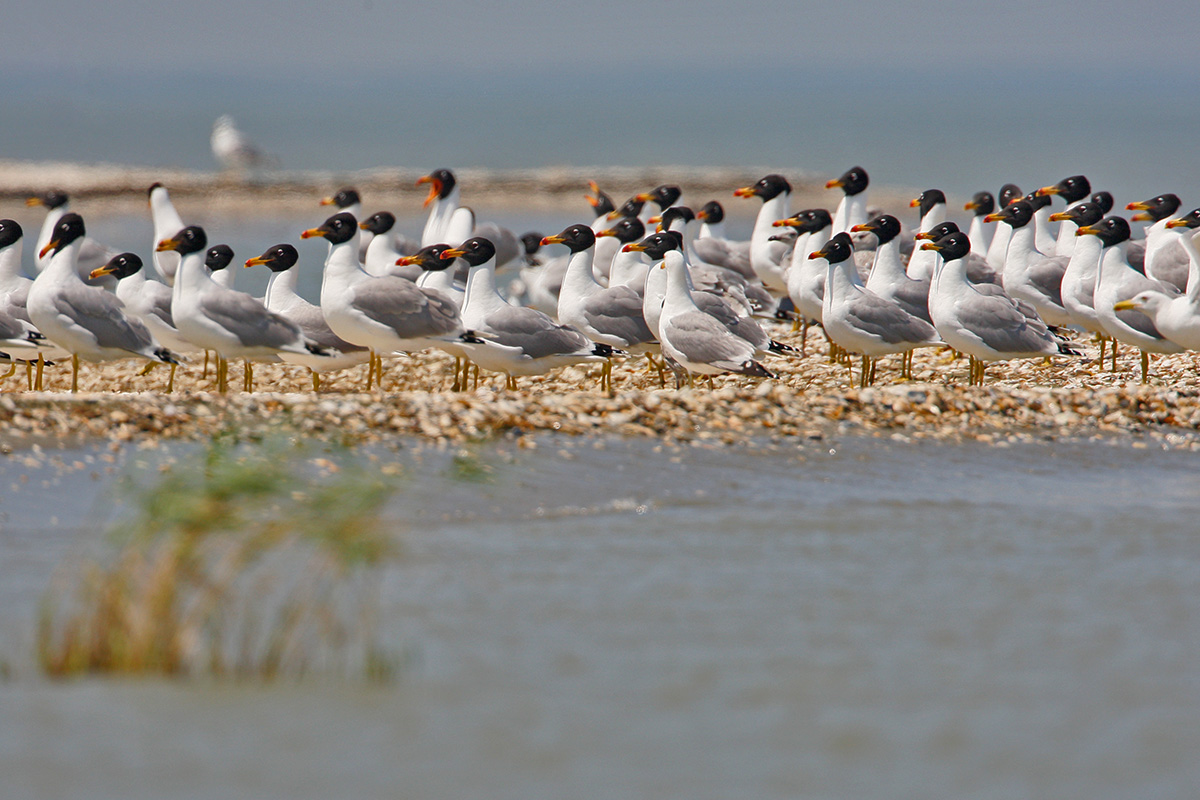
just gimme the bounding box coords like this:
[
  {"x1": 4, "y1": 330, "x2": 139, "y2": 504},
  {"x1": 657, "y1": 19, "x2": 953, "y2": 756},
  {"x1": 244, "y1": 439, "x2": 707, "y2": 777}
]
[
  {"x1": 360, "y1": 211, "x2": 396, "y2": 235},
  {"x1": 245, "y1": 243, "x2": 298, "y2": 272},
  {"x1": 1050, "y1": 201, "x2": 1105, "y2": 228},
  {"x1": 1023, "y1": 192, "x2": 1052, "y2": 212},
  {"x1": 1090, "y1": 191, "x2": 1115, "y2": 215},
  {"x1": 441, "y1": 237, "x2": 496, "y2": 267},
  {"x1": 659, "y1": 205, "x2": 695, "y2": 231},
  {"x1": 27, "y1": 189, "x2": 68, "y2": 210},
  {"x1": 826, "y1": 166, "x2": 869, "y2": 196},
  {"x1": 1126, "y1": 193, "x2": 1182, "y2": 222},
  {"x1": 321, "y1": 187, "x2": 360, "y2": 209},
  {"x1": 852, "y1": 214, "x2": 902, "y2": 245},
  {"x1": 988, "y1": 200, "x2": 1033, "y2": 228},
  {"x1": 43, "y1": 213, "x2": 86, "y2": 256},
  {"x1": 641, "y1": 184, "x2": 682, "y2": 210},
  {"x1": 922, "y1": 231, "x2": 972, "y2": 262},
  {"x1": 542, "y1": 224, "x2": 595, "y2": 254},
  {"x1": 917, "y1": 221, "x2": 962, "y2": 241},
  {"x1": 911, "y1": 189, "x2": 946, "y2": 219},
  {"x1": 608, "y1": 196, "x2": 646, "y2": 221},
  {"x1": 205, "y1": 243, "x2": 233, "y2": 270},
  {"x1": 0, "y1": 219, "x2": 22, "y2": 249},
  {"x1": 156, "y1": 225, "x2": 207, "y2": 256},
  {"x1": 1038, "y1": 174, "x2": 1091, "y2": 203},
  {"x1": 417, "y1": 169, "x2": 456, "y2": 205},
  {"x1": 1165, "y1": 208, "x2": 1200, "y2": 231},
  {"x1": 585, "y1": 181, "x2": 615, "y2": 218},
  {"x1": 92, "y1": 252, "x2": 143, "y2": 281},
  {"x1": 1076, "y1": 216, "x2": 1132, "y2": 247},
  {"x1": 399, "y1": 243, "x2": 455, "y2": 271},
  {"x1": 520, "y1": 232, "x2": 544, "y2": 256},
  {"x1": 734, "y1": 173, "x2": 791, "y2": 201},
  {"x1": 598, "y1": 216, "x2": 646, "y2": 244},
  {"x1": 998, "y1": 183, "x2": 1023, "y2": 207},
  {"x1": 624, "y1": 231, "x2": 680, "y2": 259},
  {"x1": 301, "y1": 212, "x2": 358, "y2": 245},
  {"x1": 697, "y1": 200, "x2": 724, "y2": 225},
  {"x1": 810, "y1": 232, "x2": 854, "y2": 264},
  {"x1": 965, "y1": 191, "x2": 995, "y2": 216}
]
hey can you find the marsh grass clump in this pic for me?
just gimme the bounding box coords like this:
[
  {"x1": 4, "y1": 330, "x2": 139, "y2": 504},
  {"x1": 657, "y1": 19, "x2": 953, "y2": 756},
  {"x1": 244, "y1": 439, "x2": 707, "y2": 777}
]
[{"x1": 37, "y1": 437, "x2": 398, "y2": 681}]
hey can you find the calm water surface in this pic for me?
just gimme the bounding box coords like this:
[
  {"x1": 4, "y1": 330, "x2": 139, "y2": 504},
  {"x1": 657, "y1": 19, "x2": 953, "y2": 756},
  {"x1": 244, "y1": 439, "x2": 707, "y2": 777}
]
[{"x1": 1, "y1": 434, "x2": 1198, "y2": 799}]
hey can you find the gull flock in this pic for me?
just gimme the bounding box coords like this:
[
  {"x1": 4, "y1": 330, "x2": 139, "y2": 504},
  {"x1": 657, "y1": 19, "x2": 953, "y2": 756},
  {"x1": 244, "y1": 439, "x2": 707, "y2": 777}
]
[{"x1": 3, "y1": 166, "x2": 1200, "y2": 396}]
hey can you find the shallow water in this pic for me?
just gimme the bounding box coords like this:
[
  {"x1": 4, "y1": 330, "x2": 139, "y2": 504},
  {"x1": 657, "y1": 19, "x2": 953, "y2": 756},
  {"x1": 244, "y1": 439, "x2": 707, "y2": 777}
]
[{"x1": 1, "y1": 434, "x2": 1198, "y2": 799}]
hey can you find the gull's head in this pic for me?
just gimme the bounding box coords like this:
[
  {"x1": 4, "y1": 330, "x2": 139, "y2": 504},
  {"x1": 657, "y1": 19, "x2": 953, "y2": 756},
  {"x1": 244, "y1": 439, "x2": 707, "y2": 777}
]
[
  {"x1": 245, "y1": 244, "x2": 298, "y2": 272},
  {"x1": 964, "y1": 191, "x2": 995, "y2": 216},
  {"x1": 985, "y1": 200, "x2": 1031, "y2": 228},
  {"x1": 89, "y1": 252, "x2": 142, "y2": 282},
  {"x1": 825, "y1": 166, "x2": 868, "y2": 196},
  {"x1": 1075, "y1": 216, "x2": 1131, "y2": 246},
  {"x1": 440, "y1": 237, "x2": 495, "y2": 268},
  {"x1": 1036, "y1": 174, "x2": 1091, "y2": 203},
  {"x1": 998, "y1": 183, "x2": 1023, "y2": 208},
  {"x1": 915, "y1": 221, "x2": 960, "y2": 241},
  {"x1": 302, "y1": 212, "x2": 358, "y2": 244},
  {"x1": 852, "y1": 214, "x2": 901, "y2": 245},
  {"x1": 40, "y1": 212, "x2": 86, "y2": 258},
  {"x1": 359, "y1": 211, "x2": 395, "y2": 235},
  {"x1": 156, "y1": 224, "x2": 207, "y2": 256},
  {"x1": 1165, "y1": 207, "x2": 1200, "y2": 231},
  {"x1": 596, "y1": 216, "x2": 645, "y2": 244},
  {"x1": 416, "y1": 169, "x2": 456, "y2": 208},
  {"x1": 541, "y1": 224, "x2": 595, "y2": 253},
  {"x1": 321, "y1": 187, "x2": 360, "y2": 210},
  {"x1": 26, "y1": 189, "x2": 68, "y2": 210},
  {"x1": 1050, "y1": 201, "x2": 1105, "y2": 227},
  {"x1": 920, "y1": 231, "x2": 971, "y2": 261},
  {"x1": 696, "y1": 200, "x2": 724, "y2": 224},
  {"x1": 205, "y1": 244, "x2": 234, "y2": 271},
  {"x1": 657, "y1": 206, "x2": 695, "y2": 234},
  {"x1": 637, "y1": 184, "x2": 681, "y2": 210},
  {"x1": 808, "y1": 232, "x2": 853, "y2": 263},
  {"x1": 585, "y1": 181, "x2": 615, "y2": 218},
  {"x1": 624, "y1": 231, "x2": 680, "y2": 259},
  {"x1": 734, "y1": 174, "x2": 791, "y2": 201},
  {"x1": 0, "y1": 218, "x2": 23, "y2": 249},
  {"x1": 1126, "y1": 193, "x2": 1181, "y2": 222},
  {"x1": 606, "y1": 196, "x2": 645, "y2": 222},
  {"x1": 910, "y1": 189, "x2": 946, "y2": 219}
]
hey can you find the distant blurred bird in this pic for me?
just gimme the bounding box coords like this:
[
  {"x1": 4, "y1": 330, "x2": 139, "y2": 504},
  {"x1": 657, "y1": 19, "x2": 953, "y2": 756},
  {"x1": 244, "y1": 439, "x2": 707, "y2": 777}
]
[{"x1": 210, "y1": 115, "x2": 275, "y2": 172}]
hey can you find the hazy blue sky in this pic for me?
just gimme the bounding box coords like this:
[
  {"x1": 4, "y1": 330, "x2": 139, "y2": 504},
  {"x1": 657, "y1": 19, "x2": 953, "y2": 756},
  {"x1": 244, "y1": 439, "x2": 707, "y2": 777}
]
[{"x1": 11, "y1": 1, "x2": 1200, "y2": 78}]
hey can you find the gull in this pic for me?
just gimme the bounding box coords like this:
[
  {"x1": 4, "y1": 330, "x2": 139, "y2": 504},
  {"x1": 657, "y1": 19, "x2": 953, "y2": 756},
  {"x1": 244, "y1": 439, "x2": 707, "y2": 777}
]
[
  {"x1": 26, "y1": 189, "x2": 119, "y2": 288},
  {"x1": 853, "y1": 214, "x2": 932, "y2": 323},
  {"x1": 734, "y1": 173, "x2": 792, "y2": 294},
  {"x1": 244, "y1": 243, "x2": 370, "y2": 391},
  {"x1": 28, "y1": 213, "x2": 179, "y2": 392},
  {"x1": 826, "y1": 166, "x2": 870, "y2": 235},
  {"x1": 1077, "y1": 216, "x2": 1183, "y2": 381},
  {"x1": 211, "y1": 114, "x2": 274, "y2": 172},
  {"x1": 399, "y1": 244, "x2": 466, "y2": 310},
  {"x1": 905, "y1": 189, "x2": 948, "y2": 281},
  {"x1": 1035, "y1": 174, "x2": 1091, "y2": 256},
  {"x1": 1126, "y1": 193, "x2": 1189, "y2": 290},
  {"x1": 964, "y1": 191, "x2": 996, "y2": 255},
  {"x1": 159, "y1": 225, "x2": 327, "y2": 393},
  {"x1": 656, "y1": 244, "x2": 774, "y2": 387},
  {"x1": 148, "y1": 182, "x2": 186, "y2": 285},
  {"x1": 813, "y1": 232, "x2": 940, "y2": 385},
  {"x1": 446, "y1": 236, "x2": 619, "y2": 390},
  {"x1": 1112, "y1": 209, "x2": 1200, "y2": 352},
  {"x1": 1050, "y1": 200, "x2": 1110, "y2": 342},
  {"x1": 694, "y1": 200, "x2": 754, "y2": 280},
  {"x1": 548, "y1": 223, "x2": 655, "y2": 392},
  {"x1": 88, "y1": 252, "x2": 193, "y2": 392},
  {"x1": 985, "y1": 183, "x2": 1024, "y2": 274},
  {"x1": 985, "y1": 199, "x2": 1073, "y2": 326},
  {"x1": 360, "y1": 212, "x2": 420, "y2": 279},
  {"x1": 415, "y1": 168, "x2": 519, "y2": 267},
  {"x1": 301, "y1": 212, "x2": 478, "y2": 390},
  {"x1": 924, "y1": 231, "x2": 1075, "y2": 385}
]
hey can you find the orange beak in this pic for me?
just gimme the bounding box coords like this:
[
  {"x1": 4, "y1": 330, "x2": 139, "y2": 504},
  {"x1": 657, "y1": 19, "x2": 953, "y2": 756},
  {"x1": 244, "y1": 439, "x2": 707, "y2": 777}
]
[
  {"x1": 1130, "y1": 212, "x2": 1154, "y2": 222},
  {"x1": 1048, "y1": 212, "x2": 1071, "y2": 222},
  {"x1": 849, "y1": 223, "x2": 872, "y2": 232},
  {"x1": 622, "y1": 242, "x2": 648, "y2": 253},
  {"x1": 964, "y1": 200, "x2": 979, "y2": 210},
  {"x1": 1126, "y1": 201, "x2": 1150, "y2": 210},
  {"x1": 913, "y1": 231, "x2": 935, "y2": 241},
  {"x1": 25, "y1": 197, "x2": 44, "y2": 207},
  {"x1": 440, "y1": 247, "x2": 466, "y2": 259},
  {"x1": 88, "y1": 265, "x2": 117, "y2": 280},
  {"x1": 540, "y1": 235, "x2": 566, "y2": 246},
  {"x1": 772, "y1": 217, "x2": 799, "y2": 228},
  {"x1": 395, "y1": 255, "x2": 417, "y2": 265},
  {"x1": 244, "y1": 255, "x2": 271, "y2": 268},
  {"x1": 808, "y1": 248, "x2": 827, "y2": 260},
  {"x1": 300, "y1": 227, "x2": 324, "y2": 239},
  {"x1": 416, "y1": 174, "x2": 442, "y2": 208},
  {"x1": 733, "y1": 186, "x2": 756, "y2": 198},
  {"x1": 909, "y1": 198, "x2": 921, "y2": 208},
  {"x1": 983, "y1": 213, "x2": 1004, "y2": 223},
  {"x1": 155, "y1": 236, "x2": 181, "y2": 253},
  {"x1": 825, "y1": 178, "x2": 843, "y2": 189},
  {"x1": 1075, "y1": 225, "x2": 1100, "y2": 237},
  {"x1": 634, "y1": 192, "x2": 655, "y2": 202},
  {"x1": 921, "y1": 242, "x2": 940, "y2": 251},
  {"x1": 1035, "y1": 185, "x2": 1059, "y2": 197},
  {"x1": 595, "y1": 228, "x2": 617, "y2": 238},
  {"x1": 1165, "y1": 219, "x2": 1191, "y2": 229}
]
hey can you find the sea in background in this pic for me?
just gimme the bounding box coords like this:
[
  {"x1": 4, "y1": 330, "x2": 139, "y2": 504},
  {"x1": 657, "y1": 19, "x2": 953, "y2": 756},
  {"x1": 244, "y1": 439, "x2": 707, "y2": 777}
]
[{"x1": 7, "y1": 64, "x2": 1200, "y2": 204}]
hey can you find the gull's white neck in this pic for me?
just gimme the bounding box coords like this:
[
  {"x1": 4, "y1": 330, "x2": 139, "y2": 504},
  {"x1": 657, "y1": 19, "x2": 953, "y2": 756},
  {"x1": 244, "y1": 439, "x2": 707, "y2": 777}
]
[
  {"x1": 1033, "y1": 206, "x2": 1057, "y2": 255},
  {"x1": 149, "y1": 187, "x2": 185, "y2": 285},
  {"x1": 609, "y1": 247, "x2": 650, "y2": 291},
  {"x1": 831, "y1": 193, "x2": 868, "y2": 235},
  {"x1": 864, "y1": 239, "x2": 907, "y2": 293},
  {"x1": 698, "y1": 220, "x2": 725, "y2": 240},
  {"x1": 1053, "y1": 198, "x2": 1084, "y2": 256},
  {"x1": 460, "y1": 259, "x2": 506, "y2": 329},
  {"x1": 34, "y1": 206, "x2": 68, "y2": 272},
  {"x1": 1173, "y1": 230, "x2": 1200, "y2": 303},
  {"x1": 265, "y1": 267, "x2": 300, "y2": 309},
  {"x1": 38, "y1": 240, "x2": 83, "y2": 285},
  {"x1": 560, "y1": 247, "x2": 601, "y2": 303},
  {"x1": 967, "y1": 216, "x2": 993, "y2": 255},
  {"x1": 363, "y1": 233, "x2": 401, "y2": 277},
  {"x1": 918, "y1": 205, "x2": 946, "y2": 234},
  {"x1": 824, "y1": 257, "x2": 863, "y2": 318},
  {"x1": 0, "y1": 243, "x2": 25, "y2": 287},
  {"x1": 421, "y1": 186, "x2": 461, "y2": 246},
  {"x1": 661, "y1": 252, "x2": 699, "y2": 317}
]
